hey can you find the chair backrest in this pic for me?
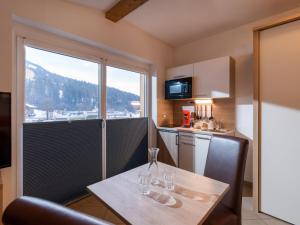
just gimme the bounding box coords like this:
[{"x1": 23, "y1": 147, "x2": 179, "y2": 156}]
[
  {"x1": 2, "y1": 196, "x2": 112, "y2": 225},
  {"x1": 204, "y1": 135, "x2": 248, "y2": 216}
]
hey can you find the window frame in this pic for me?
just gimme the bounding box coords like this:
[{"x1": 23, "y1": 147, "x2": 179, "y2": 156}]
[
  {"x1": 23, "y1": 41, "x2": 104, "y2": 123},
  {"x1": 15, "y1": 33, "x2": 151, "y2": 195},
  {"x1": 105, "y1": 62, "x2": 148, "y2": 120},
  {"x1": 16, "y1": 38, "x2": 107, "y2": 195}
]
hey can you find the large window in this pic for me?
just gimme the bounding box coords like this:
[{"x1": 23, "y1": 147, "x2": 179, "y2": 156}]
[
  {"x1": 24, "y1": 46, "x2": 100, "y2": 122},
  {"x1": 106, "y1": 66, "x2": 146, "y2": 119}
]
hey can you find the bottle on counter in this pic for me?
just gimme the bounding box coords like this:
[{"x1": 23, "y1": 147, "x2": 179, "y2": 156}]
[{"x1": 207, "y1": 104, "x2": 216, "y2": 130}]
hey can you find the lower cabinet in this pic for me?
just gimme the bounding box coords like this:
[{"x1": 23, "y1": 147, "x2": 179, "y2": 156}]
[
  {"x1": 158, "y1": 130, "x2": 212, "y2": 175},
  {"x1": 157, "y1": 129, "x2": 178, "y2": 166},
  {"x1": 178, "y1": 132, "x2": 211, "y2": 175},
  {"x1": 178, "y1": 132, "x2": 195, "y2": 172}
]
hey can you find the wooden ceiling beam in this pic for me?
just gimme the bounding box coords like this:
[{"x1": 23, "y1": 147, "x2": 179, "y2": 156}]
[{"x1": 106, "y1": 0, "x2": 148, "y2": 23}]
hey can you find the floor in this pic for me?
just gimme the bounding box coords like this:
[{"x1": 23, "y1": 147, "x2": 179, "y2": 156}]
[
  {"x1": 68, "y1": 184, "x2": 290, "y2": 225},
  {"x1": 0, "y1": 182, "x2": 290, "y2": 225},
  {"x1": 242, "y1": 197, "x2": 290, "y2": 225}
]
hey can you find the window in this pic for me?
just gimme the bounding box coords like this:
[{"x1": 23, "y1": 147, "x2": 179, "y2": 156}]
[
  {"x1": 106, "y1": 66, "x2": 146, "y2": 119},
  {"x1": 24, "y1": 46, "x2": 100, "y2": 122}
]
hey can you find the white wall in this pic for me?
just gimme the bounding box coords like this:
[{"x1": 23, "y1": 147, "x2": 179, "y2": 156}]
[
  {"x1": 0, "y1": 0, "x2": 174, "y2": 209},
  {"x1": 174, "y1": 7, "x2": 300, "y2": 182},
  {"x1": 174, "y1": 23, "x2": 254, "y2": 182}
]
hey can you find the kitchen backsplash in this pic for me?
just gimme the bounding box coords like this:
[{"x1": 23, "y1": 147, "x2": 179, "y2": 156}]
[{"x1": 173, "y1": 98, "x2": 235, "y2": 130}]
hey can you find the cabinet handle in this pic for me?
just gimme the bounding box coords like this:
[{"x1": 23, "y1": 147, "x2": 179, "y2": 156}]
[
  {"x1": 196, "y1": 137, "x2": 211, "y2": 140},
  {"x1": 159, "y1": 129, "x2": 178, "y2": 133},
  {"x1": 180, "y1": 142, "x2": 195, "y2": 146},
  {"x1": 176, "y1": 135, "x2": 179, "y2": 145},
  {"x1": 173, "y1": 75, "x2": 185, "y2": 79},
  {"x1": 180, "y1": 134, "x2": 194, "y2": 138}
]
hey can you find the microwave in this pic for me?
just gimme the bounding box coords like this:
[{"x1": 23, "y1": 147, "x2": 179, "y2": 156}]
[{"x1": 165, "y1": 77, "x2": 192, "y2": 99}]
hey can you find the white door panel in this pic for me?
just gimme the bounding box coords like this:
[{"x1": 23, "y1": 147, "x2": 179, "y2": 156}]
[
  {"x1": 261, "y1": 103, "x2": 300, "y2": 224},
  {"x1": 260, "y1": 19, "x2": 300, "y2": 224}
]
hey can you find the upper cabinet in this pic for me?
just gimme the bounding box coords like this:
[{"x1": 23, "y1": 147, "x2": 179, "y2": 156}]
[
  {"x1": 166, "y1": 64, "x2": 193, "y2": 80},
  {"x1": 166, "y1": 56, "x2": 234, "y2": 99},
  {"x1": 193, "y1": 56, "x2": 234, "y2": 98}
]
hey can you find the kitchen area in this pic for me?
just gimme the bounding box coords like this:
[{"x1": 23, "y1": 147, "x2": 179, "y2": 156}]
[{"x1": 157, "y1": 56, "x2": 250, "y2": 181}]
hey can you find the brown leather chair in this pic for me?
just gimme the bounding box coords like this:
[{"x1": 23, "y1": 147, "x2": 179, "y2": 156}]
[
  {"x1": 203, "y1": 135, "x2": 249, "y2": 225},
  {"x1": 2, "y1": 196, "x2": 113, "y2": 225}
]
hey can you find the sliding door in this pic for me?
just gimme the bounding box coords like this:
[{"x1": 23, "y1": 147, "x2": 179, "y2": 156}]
[
  {"x1": 259, "y1": 20, "x2": 300, "y2": 224},
  {"x1": 105, "y1": 66, "x2": 148, "y2": 178},
  {"x1": 22, "y1": 45, "x2": 103, "y2": 203},
  {"x1": 18, "y1": 41, "x2": 150, "y2": 204}
]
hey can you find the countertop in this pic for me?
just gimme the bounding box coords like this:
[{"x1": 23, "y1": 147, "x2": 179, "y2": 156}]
[{"x1": 157, "y1": 126, "x2": 235, "y2": 136}]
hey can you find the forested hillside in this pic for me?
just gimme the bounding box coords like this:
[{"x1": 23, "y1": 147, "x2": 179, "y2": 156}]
[{"x1": 25, "y1": 62, "x2": 139, "y2": 113}]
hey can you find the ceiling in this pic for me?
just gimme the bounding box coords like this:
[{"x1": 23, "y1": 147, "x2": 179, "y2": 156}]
[{"x1": 68, "y1": 0, "x2": 300, "y2": 46}]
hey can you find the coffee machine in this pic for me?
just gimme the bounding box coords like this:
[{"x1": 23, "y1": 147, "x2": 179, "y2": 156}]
[
  {"x1": 182, "y1": 110, "x2": 191, "y2": 127},
  {"x1": 182, "y1": 106, "x2": 195, "y2": 128}
]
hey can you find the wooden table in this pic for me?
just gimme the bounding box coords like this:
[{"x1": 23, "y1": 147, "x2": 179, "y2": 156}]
[{"x1": 88, "y1": 162, "x2": 229, "y2": 225}]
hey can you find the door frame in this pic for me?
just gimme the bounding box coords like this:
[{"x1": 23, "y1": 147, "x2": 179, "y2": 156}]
[{"x1": 253, "y1": 14, "x2": 300, "y2": 212}]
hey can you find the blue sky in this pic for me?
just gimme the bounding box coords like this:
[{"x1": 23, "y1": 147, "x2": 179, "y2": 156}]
[{"x1": 25, "y1": 46, "x2": 142, "y2": 96}]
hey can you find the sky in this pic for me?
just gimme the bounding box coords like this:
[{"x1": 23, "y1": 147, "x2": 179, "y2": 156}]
[
  {"x1": 107, "y1": 66, "x2": 141, "y2": 96},
  {"x1": 25, "y1": 46, "x2": 142, "y2": 96}
]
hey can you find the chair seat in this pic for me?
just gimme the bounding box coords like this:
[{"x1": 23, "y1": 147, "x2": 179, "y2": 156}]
[
  {"x1": 203, "y1": 204, "x2": 239, "y2": 225},
  {"x1": 2, "y1": 196, "x2": 113, "y2": 225}
]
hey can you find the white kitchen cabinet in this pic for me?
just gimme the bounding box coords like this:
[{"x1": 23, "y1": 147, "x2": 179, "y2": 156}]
[
  {"x1": 193, "y1": 56, "x2": 233, "y2": 98},
  {"x1": 158, "y1": 130, "x2": 178, "y2": 166},
  {"x1": 194, "y1": 134, "x2": 211, "y2": 175},
  {"x1": 166, "y1": 64, "x2": 193, "y2": 80},
  {"x1": 178, "y1": 133, "x2": 195, "y2": 172},
  {"x1": 178, "y1": 132, "x2": 211, "y2": 175}
]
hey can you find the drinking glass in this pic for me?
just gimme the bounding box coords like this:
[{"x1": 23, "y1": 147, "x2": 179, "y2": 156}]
[
  {"x1": 138, "y1": 170, "x2": 151, "y2": 195},
  {"x1": 163, "y1": 168, "x2": 175, "y2": 191}
]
